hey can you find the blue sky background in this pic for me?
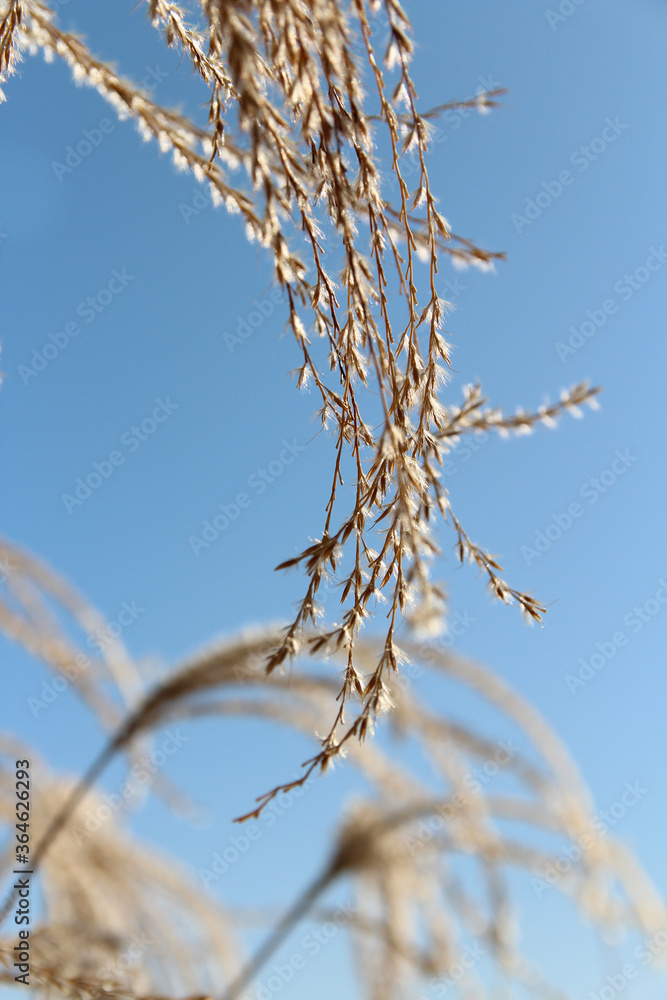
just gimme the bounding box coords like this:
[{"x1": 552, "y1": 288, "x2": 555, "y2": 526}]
[{"x1": 1, "y1": 1, "x2": 667, "y2": 997}]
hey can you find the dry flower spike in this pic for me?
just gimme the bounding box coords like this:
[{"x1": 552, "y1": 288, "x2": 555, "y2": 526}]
[
  {"x1": 1, "y1": 623, "x2": 664, "y2": 1000},
  {"x1": 0, "y1": 0, "x2": 600, "y2": 813}
]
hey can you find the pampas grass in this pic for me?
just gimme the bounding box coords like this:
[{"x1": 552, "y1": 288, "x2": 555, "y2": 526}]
[
  {"x1": 0, "y1": 555, "x2": 665, "y2": 998},
  {"x1": 0, "y1": 2, "x2": 641, "y2": 997},
  {"x1": 0, "y1": 0, "x2": 600, "y2": 796}
]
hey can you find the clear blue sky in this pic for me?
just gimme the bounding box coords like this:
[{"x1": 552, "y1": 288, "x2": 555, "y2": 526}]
[{"x1": 1, "y1": 1, "x2": 667, "y2": 997}]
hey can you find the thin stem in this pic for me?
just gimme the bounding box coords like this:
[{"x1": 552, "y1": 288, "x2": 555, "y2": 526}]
[
  {"x1": 221, "y1": 864, "x2": 337, "y2": 1000},
  {"x1": 0, "y1": 723, "x2": 128, "y2": 930}
]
